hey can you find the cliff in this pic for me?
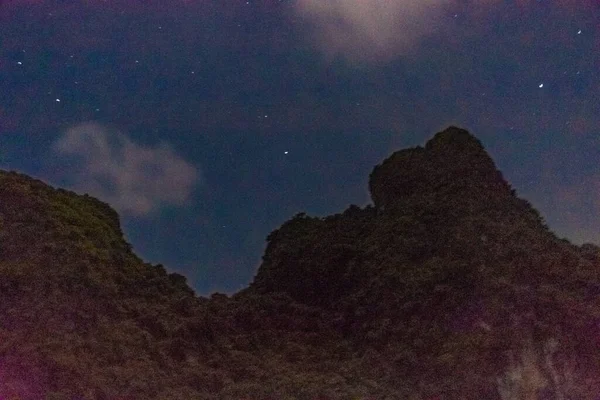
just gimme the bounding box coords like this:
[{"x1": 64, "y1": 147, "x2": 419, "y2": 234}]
[{"x1": 1, "y1": 127, "x2": 599, "y2": 399}]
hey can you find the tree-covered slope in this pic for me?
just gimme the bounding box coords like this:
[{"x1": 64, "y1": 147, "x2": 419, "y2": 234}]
[
  {"x1": 0, "y1": 170, "x2": 391, "y2": 399},
  {"x1": 1, "y1": 127, "x2": 600, "y2": 399},
  {"x1": 0, "y1": 170, "x2": 202, "y2": 398},
  {"x1": 247, "y1": 127, "x2": 600, "y2": 399}
]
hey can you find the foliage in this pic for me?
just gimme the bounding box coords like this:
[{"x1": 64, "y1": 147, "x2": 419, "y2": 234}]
[{"x1": 0, "y1": 127, "x2": 599, "y2": 399}]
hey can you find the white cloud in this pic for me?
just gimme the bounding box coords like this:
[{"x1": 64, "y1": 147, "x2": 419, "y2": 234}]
[
  {"x1": 53, "y1": 122, "x2": 199, "y2": 216},
  {"x1": 295, "y1": 0, "x2": 450, "y2": 62}
]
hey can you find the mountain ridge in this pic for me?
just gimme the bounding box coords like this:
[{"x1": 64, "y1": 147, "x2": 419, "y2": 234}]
[{"x1": 0, "y1": 126, "x2": 599, "y2": 399}]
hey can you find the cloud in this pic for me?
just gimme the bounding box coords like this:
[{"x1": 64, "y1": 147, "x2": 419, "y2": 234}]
[
  {"x1": 295, "y1": 0, "x2": 451, "y2": 62},
  {"x1": 294, "y1": 0, "x2": 594, "y2": 63},
  {"x1": 53, "y1": 122, "x2": 199, "y2": 216}
]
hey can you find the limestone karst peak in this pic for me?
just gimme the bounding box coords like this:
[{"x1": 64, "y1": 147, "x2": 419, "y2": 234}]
[{"x1": 369, "y1": 126, "x2": 512, "y2": 211}]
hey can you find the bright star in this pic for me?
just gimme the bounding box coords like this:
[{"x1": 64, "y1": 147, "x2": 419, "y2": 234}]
[{"x1": 539, "y1": 83, "x2": 544, "y2": 88}]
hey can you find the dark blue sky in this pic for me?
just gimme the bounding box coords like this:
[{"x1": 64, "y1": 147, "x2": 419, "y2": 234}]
[{"x1": 1, "y1": 0, "x2": 598, "y2": 296}]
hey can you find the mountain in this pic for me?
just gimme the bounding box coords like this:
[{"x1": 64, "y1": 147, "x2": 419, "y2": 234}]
[{"x1": 1, "y1": 126, "x2": 600, "y2": 399}]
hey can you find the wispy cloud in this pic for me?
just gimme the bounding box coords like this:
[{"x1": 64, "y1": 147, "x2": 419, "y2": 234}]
[
  {"x1": 294, "y1": 0, "x2": 594, "y2": 63},
  {"x1": 53, "y1": 122, "x2": 199, "y2": 216},
  {"x1": 295, "y1": 0, "x2": 450, "y2": 63}
]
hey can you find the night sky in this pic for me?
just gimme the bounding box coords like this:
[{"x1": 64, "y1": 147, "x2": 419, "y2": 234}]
[{"x1": 1, "y1": 0, "x2": 598, "y2": 296}]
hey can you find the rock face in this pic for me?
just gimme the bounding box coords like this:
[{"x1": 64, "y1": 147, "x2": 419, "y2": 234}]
[
  {"x1": 369, "y1": 126, "x2": 511, "y2": 210},
  {"x1": 1, "y1": 127, "x2": 600, "y2": 399},
  {"x1": 248, "y1": 126, "x2": 600, "y2": 398},
  {"x1": 250, "y1": 126, "x2": 551, "y2": 306}
]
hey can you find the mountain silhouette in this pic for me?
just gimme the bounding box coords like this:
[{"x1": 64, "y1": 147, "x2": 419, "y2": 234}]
[{"x1": 1, "y1": 126, "x2": 599, "y2": 399}]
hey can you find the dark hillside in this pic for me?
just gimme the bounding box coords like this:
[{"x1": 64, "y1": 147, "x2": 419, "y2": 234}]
[
  {"x1": 1, "y1": 127, "x2": 599, "y2": 399},
  {"x1": 247, "y1": 127, "x2": 600, "y2": 398},
  {"x1": 0, "y1": 170, "x2": 203, "y2": 398}
]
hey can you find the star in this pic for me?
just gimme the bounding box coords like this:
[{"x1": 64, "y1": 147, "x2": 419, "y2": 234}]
[{"x1": 539, "y1": 83, "x2": 544, "y2": 88}]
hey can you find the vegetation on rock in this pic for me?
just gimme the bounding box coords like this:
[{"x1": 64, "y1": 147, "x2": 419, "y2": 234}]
[{"x1": 1, "y1": 127, "x2": 599, "y2": 399}]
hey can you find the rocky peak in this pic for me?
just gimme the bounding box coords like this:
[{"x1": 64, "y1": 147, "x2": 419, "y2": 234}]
[{"x1": 369, "y1": 126, "x2": 512, "y2": 212}]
